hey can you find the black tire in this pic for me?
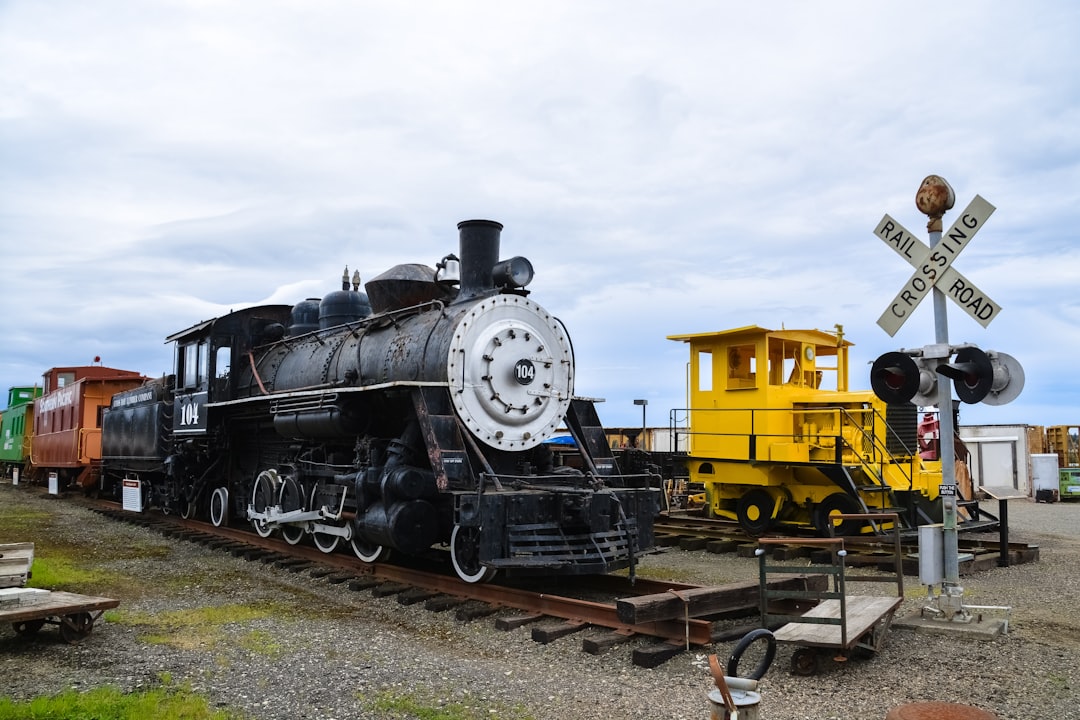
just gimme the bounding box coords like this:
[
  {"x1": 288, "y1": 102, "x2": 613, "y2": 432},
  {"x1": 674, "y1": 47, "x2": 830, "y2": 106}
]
[
  {"x1": 813, "y1": 493, "x2": 863, "y2": 536},
  {"x1": 726, "y1": 628, "x2": 776, "y2": 680},
  {"x1": 736, "y1": 489, "x2": 776, "y2": 536}
]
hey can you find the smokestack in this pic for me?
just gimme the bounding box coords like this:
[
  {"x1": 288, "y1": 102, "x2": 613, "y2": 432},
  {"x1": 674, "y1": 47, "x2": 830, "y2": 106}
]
[{"x1": 455, "y1": 219, "x2": 502, "y2": 302}]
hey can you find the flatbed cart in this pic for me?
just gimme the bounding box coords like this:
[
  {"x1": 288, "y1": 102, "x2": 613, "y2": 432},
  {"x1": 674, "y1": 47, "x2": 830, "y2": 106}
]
[
  {"x1": 756, "y1": 513, "x2": 905, "y2": 675},
  {"x1": 2, "y1": 542, "x2": 118, "y2": 645},
  {"x1": 2, "y1": 590, "x2": 120, "y2": 644}
]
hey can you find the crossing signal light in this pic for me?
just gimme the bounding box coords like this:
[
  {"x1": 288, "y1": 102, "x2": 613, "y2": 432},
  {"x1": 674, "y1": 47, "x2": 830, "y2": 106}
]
[
  {"x1": 871, "y1": 346, "x2": 1025, "y2": 407},
  {"x1": 870, "y1": 351, "x2": 937, "y2": 405},
  {"x1": 938, "y1": 347, "x2": 1025, "y2": 405}
]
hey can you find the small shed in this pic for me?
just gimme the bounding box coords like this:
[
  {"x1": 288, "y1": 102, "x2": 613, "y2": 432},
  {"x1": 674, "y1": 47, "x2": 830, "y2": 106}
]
[{"x1": 958, "y1": 424, "x2": 1037, "y2": 496}]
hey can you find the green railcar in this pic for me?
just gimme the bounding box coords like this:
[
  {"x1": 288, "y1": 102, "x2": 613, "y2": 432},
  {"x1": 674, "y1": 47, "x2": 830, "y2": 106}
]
[{"x1": 0, "y1": 386, "x2": 42, "y2": 478}]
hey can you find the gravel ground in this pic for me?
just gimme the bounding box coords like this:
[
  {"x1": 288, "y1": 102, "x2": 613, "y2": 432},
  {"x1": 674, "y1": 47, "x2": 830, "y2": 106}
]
[{"x1": 1, "y1": 481, "x2": 1078, "y2": 720}]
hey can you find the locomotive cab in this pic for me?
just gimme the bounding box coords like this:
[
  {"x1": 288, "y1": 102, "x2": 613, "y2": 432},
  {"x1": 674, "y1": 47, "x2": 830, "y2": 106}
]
[{"x1": 166, "y1": 306, "x2": 294, "y2": 436}]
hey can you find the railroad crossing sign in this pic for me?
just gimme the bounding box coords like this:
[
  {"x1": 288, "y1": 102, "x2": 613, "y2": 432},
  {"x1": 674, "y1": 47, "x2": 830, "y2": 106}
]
[{"x1": 875, "y1": 194, "x2": 1000, "y2": 336}]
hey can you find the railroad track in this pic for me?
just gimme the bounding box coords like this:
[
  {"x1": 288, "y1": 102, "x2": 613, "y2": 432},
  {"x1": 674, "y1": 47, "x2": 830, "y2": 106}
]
[
  {"x1": 653, "y1": 513, "x2": 1041, "y2": 574},
  {"x1": 73, "y1": 497, "x2": 800, "y2": 668}
]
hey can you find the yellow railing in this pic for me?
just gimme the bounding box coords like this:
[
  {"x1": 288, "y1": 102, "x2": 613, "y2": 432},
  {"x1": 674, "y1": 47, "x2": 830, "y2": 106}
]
[{"x1": 669, "y1": 405, "x2": 921, "y2": 493}]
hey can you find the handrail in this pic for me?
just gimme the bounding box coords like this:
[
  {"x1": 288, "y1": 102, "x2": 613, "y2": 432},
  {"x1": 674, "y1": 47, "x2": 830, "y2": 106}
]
[{"x1": 670, "y1": 405, "x2": 926, "y2": 495}]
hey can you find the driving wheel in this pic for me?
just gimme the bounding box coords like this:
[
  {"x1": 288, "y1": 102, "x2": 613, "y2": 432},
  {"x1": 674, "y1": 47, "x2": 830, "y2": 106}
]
[
  {"x1": 450, "y1": 525, "x2": 497, "y2": 584},
  {"x1": 251, "y1": 470, "x2": 279, "y2": 538},
  {"x1": 209, "y1": 487, "x2": 229, "y2": 527},
  {"x1": 309, "y1": 485, "x2": 341, "y2": 553},
  {"x1": 278, "y1": 476, "x2": 306, "y2": 545}
]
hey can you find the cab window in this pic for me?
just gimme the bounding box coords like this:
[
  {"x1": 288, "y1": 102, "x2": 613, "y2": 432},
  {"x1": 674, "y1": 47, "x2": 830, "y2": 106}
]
[{"x1": 178, "y1": 341, "x2": 209, "y2": 390}]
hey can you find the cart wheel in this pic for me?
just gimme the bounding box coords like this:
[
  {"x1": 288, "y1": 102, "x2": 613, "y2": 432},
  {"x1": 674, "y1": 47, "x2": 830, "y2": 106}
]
[
  {"x1": 12, "y1": 619, "x2": 45, "y2": 636},
  {"x1": 791, "y1": 647, "x2": 821, "y2": 676},
  {"x1": 59, "y1": 612, "x2": 94, "y2": 644}
]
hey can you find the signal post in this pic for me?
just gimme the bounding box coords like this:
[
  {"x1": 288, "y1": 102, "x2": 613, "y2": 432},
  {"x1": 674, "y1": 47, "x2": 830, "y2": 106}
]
[{"x1": 869, "y1": 176, "x2": 1023, "y2": 622}]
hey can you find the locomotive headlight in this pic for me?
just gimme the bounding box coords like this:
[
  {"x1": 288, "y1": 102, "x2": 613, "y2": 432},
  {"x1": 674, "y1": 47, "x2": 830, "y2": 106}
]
[{"x1": 493, "y1": 256, "x2": 534, "y2": 289}]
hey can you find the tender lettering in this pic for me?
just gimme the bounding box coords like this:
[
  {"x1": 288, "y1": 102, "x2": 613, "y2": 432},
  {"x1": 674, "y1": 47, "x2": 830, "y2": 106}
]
[{"x1": 112, "y1": 389, "x2": 155, "y2": 408}]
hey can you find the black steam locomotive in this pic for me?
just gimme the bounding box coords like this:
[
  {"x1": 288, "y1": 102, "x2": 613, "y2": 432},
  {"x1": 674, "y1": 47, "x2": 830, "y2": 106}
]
[{"x1": 101, "y1": 220, "x2": 659, "y2": 582}]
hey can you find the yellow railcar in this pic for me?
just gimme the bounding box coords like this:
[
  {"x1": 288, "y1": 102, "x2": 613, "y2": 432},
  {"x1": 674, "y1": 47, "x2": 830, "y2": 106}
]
[{"x1": 668, "y1": 325, "x2": 943, "y2": 535}]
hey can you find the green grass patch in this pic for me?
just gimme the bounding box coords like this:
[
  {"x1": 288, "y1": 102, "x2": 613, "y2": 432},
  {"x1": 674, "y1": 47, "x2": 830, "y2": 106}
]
[
  {"x1": 364, "y1": 689, "x2": 535, "y2": 720},
  {"x1": 0, "y1": 683, "x2": 244, "y2": 720},
  {"x1": 238, "y1": 629, "x2": 284, "y2": 658},
  {"x1": 112, "y1": 602, "x2": 287, "y2": 651},
  {"x1": 26, "y1": 554, "x2": 117, "y2": 593}
]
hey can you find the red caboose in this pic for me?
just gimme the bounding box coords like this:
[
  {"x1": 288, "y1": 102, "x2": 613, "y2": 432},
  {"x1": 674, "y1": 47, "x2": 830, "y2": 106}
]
[{"x1": 30, "y1": 365, "x2": 145, "y2": 490}]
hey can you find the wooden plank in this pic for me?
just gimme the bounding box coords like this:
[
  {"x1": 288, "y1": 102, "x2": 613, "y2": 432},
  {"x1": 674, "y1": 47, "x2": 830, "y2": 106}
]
[
  {"x1": 494, "y1": 613, "x2": 544, "y2": 631},
  {"x1": 632, "y1": 639, "x2": 686, "y2": 668},
  {"x1": 582, "y1": 629, "x2": 635, "y2": 655},
  {"x1": 0, "y1": 543, "x2": 34, "y2": 562},
  {"x1": 0, "y1": 543, "x2": 34, "y2": 587},
  {"x1": 773, "y1": 596, "x2": 901, "y2": 649},
  {"x1": 0, "y1": 590, "x2": 119, "y2": 623},
  {"x1": 616, "y1": 574, "x2": 827, "y2": 624},
  {"x1": 532, "y1": 620, "x2": 588, "y2": 644}
]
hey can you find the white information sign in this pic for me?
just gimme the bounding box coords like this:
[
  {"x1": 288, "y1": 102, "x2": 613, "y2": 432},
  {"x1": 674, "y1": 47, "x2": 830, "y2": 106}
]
[{"x1": 122, "y1": 478, "x2": 144, "y2": 513}]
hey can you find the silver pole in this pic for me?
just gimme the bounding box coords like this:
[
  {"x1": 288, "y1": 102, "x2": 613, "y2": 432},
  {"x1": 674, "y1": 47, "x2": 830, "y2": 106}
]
[
  {"x1": 931, "y1": 242, "x2": 960, "y2": 587},
  {"x1": 916, "y1": 175, "x2": 963, "y2": 614}
]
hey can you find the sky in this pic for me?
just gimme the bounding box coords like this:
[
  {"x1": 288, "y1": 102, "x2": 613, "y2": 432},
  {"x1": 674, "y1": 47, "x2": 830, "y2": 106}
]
[{"x1": 2, "y1": 1, "x2": 1078, "y2": 431}]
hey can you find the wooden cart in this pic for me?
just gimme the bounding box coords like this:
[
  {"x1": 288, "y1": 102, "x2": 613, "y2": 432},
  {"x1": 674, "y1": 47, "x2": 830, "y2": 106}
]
[
  {"x1": 757, "y1": 514, "x2": 905, "y2": 675},
  {"x1": 2, "y1": 590, "x2": 119, "y2": 644},
  {"x1": 1, "y1": 543, "x2": 118, "y2": 644}
]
